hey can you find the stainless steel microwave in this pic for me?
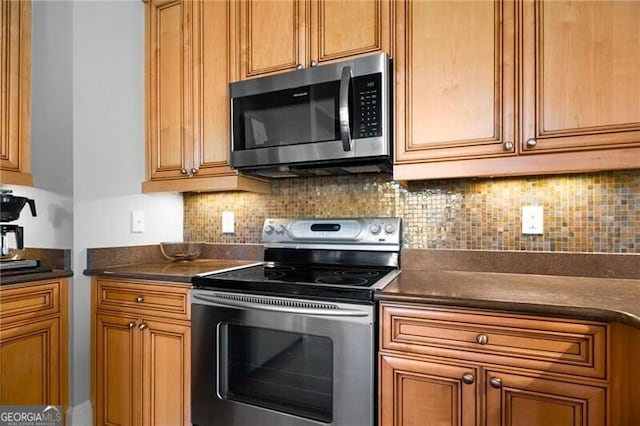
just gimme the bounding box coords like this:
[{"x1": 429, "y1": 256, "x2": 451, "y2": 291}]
[{"x1": 230, "y1": 53, "x2": 392, "y2": 178}]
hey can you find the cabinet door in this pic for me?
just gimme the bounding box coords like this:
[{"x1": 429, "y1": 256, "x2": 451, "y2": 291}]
[
  {"x1": 95, "y1": 314, "x2": 141, "y2": 426},
  {"x1": 0, "y1": 318, "x2": 60, "y2": 405},
  {"x1": 141, "y1": 319, "x2": 190, "y2": 426},
  {"x1": 379, "y1": 354, "x2": 478, "y2": 426},
  {"x1": 522, "y1": 0, "x2": 640, "y2": 153},
  {"x1": 394, "y1": 0, "x2": 516, "y2": 165},
  {"x1": 309, "y1": 0, "x2": 392, "y2": 65},
  {"x1": 0, "y1": 0, "x2": 32, "y2": 186},
  {"x1": 191, "y1": 0, "x2": 234, "y2": 177},
  {"x1": 146, "y1": 0, "x2": 193, "y2": 180},
  {"x1": 485, "y1": 370, "x2": 606, "y2": 426},
  {"x1": 237, "y1": 0, "x2": 308, "y2": 79}
]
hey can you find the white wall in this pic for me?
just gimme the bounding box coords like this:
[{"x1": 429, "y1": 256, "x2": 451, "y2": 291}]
[{"x1": 70, "y1": 2, "x2": 183, "y2": 422}]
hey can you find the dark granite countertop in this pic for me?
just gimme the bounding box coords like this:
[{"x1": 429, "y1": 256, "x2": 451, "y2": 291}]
[
  {"x1": 377, "y1": 268, "x2": 640, "y2": 329},
  {"x1": 0, "y1": 248, "x2": 73, "y2": 286},
  {"x1": 85, "y1": 259, "x2": 261, "y2": 284}
]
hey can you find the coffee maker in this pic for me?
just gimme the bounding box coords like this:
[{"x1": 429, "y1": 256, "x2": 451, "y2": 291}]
[{"x1": 1, "y1": 189, "x2": 37, "y2": 258}]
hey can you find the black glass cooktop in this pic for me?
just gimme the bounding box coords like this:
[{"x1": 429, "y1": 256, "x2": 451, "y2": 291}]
[{"x1": 192, "y1": 262, "x2": 397, "y2": 303}]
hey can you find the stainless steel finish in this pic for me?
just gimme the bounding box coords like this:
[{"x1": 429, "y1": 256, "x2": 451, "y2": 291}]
[
  {"x1": 194, "y1": 262, "x2": 264, "y2": 278},
  {"x1": 191, "y1": 167, "x2": 198, "y2": 175},
  {"x1": 476, "y1": 334, "x2": 489, "y2": 345},
  {"x1": 138, "y1": 323, "x2": 148, "y2": 330},
  {"x1": 136, "y1": 296, "x2": 144, "y2": 303},
  {"x1": 339, "y1": 65, "x2": 353, "y2": 152},
  {"x1": 503, "y1": 141, "x2": 514, "y2": 151},
  {"x1": 192, "y1": 292, "x2": 370, "y2": 318},
  {"x1": 191, "y1": 290, "x2": 375, "y2": 426},
  {"x1": 296, "y1": 64, "x2": 303, "y2": 70},
  {"x1": 526, "y1": 138, "x2": 537, "y2": 148},
  {"x1": 310, "y1": 60, "x2": 317, "y2": 67},
  {"x1": 230, "y1": 53, "x2": 391, "y2": 177},
  {"x1": 180, "y1": 168, "x2": 187, "y2": 174},
  {"x1": 462, "y1": 373, "x2": 475, "y2": 385},
  {"x1": 128, "y1": 321, "x2": 136, "y2": 329},
  {"x1": 490, "y1": 377, "x2": 503, "y2": 388}
]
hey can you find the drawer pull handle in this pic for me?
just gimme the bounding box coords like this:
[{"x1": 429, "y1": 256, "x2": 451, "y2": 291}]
[
  {"x1": 128, "y1": 321, "x2": 136, "y2": 329},
  {"x1": 462, "y1": 373, "x2": 475, "y2": 385},
  {"x1": 490, "y1": 377, "x2": 503, "y2": 388},
  {"x1": 136, "y1": 296, "x2": 144, "y2": 303},
  {"x1": 476, "y1": 334, "x2": 489, "y2": 345},
  {"x1": 138, "y1": 323, "x2": 148, "y2": 330}
]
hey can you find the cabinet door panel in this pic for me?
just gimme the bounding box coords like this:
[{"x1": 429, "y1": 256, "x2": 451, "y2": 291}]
[
  {"x1": 239, "y1": 0, "x2": 307, "y2": 78},
  {"x1": 395, "y1": 0, "x2": 516, "y2": 163},
  {"x1": 95, "y1": 314, "x2": 140, "y2": 426},
  {"x1": 147, "y1": 0, "x2": 191, "y2": 179},
  {"x1": 522, "y1": 0, "x2": 640, "y2": 153},
  {"x1": 142, "y1": 320, "x2": 190, "y2": 426},
  {"x1": 380, "y1": 354, "x2": 478, "y2": 426},
  {"x1": 0, "y1": 318, "x2": 60, "y2": 405},
  {"x1": 485, "y1": 370, "x2": 605, "y2": 426},
  {"x1": 310, "y1": 0, "x2": 391, "y2": 65}
]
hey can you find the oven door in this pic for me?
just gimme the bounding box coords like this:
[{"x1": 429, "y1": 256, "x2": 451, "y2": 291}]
[{"x1": 191, "y1": 290, "x2": 375, "y2": 426}]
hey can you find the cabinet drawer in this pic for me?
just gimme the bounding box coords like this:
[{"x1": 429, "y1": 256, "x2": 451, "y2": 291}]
[
  {"x1": 95, "y1": 279, "x2": 189, "y2": 321},
  {"x1": 380, "y1": 303, "x2": 607, "y2": 379},
  {"x1": 0, "y1": 281, "x2": 61, "y2": 324}
]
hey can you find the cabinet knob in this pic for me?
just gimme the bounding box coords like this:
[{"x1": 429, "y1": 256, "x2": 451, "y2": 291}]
[
  {"x1": 190, "y1": 167, "x2": 198, "y2": 175},
  {"x1": 136, "y1": 296, "x2": 144, "y2": 303},
  {"x1": 503, "y1": 141, "x2": 514, "y2": 151},
  {"x1": 180, "y1": 168, "x2": 187, "y2": 175},
  {"x1": 128, "y1": 321, "x2": 136, "y2": 329},
  {"x1": 138, "y1": 323, "x2": 148, "y2": 330},
  {"x1": 476, "y1": 334, "x2": 489, "y2": 345},
  {"x1": 296, "y1": 64, "x2": 303, "y2": 70},
  {"x1": 311, "y1": 60, "x2": 318, "y2": 67},
  {"x1": 489, "y1": 377, "x2": 503, "y2": 388},
  {"x1": 462, "y1": 373, "x2": 475, "y2": 385},
  {"x1": 526, "y1": 138, "x2": 537, "y2": 148}
]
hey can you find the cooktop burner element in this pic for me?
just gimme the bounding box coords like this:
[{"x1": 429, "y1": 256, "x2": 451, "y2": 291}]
[{"x1": 192, "y1": 217, "x2": 402, "y2": 303}]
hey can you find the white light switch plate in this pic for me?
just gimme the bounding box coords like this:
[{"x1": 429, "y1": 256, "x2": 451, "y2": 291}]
[
  {"x1": 222, "y1": 211, "x2": 235, "y2": 234},
  {"x1": 522, "y1": 206, "x2": 543, "y2": 235},
  {"x1": 131, "y1": 210, "x2": 145, "y2": 233}
]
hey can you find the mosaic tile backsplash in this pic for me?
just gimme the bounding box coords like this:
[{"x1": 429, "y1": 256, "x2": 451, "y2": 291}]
[{"x1": 184, "y1": 170, "x2": 640, "y2": 253}]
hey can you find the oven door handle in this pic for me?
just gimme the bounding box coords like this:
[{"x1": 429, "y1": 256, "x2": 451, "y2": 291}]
[
  {"x1": 339, "y1": 65, "x2": 353, "y2": 152},
  {"x1": 192, "y1": 293, "x2": 369, "y2": 317}
]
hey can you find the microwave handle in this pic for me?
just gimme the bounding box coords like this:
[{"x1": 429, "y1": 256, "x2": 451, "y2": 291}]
[{"x1": 339, "y1": 65, "x2": 352, "y2": 152}]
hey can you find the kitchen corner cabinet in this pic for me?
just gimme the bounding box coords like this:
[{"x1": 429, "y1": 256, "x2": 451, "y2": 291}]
[
  {"x1": 92, "y1": 278, "x2": 190, "y2": 426},
  {"x1": 379, "y1": 302, "x2": 640, "y2": 425},
  {"x1": 394, "y1": 0, "x2": 640, "y2": 181},
  {"x1": 0, "y1": 279, "x2": 68, "y2": 412},
  {"x1": 141, "y1": 0, "x2": 269, "y2": 194},
  {"x1": 235, "y1": 0, "x2": 392, "y2": 80},
  {"x1": 0, "y1": 0, "x2": 32, "y2": 186}
]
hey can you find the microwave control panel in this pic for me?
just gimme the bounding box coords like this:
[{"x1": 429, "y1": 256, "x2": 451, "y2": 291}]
[{"x1": 353, "y1": 74, "x2": 382, "y2": 139}]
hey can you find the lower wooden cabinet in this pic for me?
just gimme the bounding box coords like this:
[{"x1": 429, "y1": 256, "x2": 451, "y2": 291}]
[
  {"x1": 0, "y1": 279, "x2": 68, "y2": 412},
  {"x1": 92, "y1": 278, "x2": 190, "y2": 426},
  {"x1": 378, "y1": 302, "x2": 631, "y2": 426}
]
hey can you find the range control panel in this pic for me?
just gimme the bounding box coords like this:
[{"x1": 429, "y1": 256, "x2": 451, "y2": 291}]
[{"x1": 263, "y1": 217, "x2": 402, "y2": 250}]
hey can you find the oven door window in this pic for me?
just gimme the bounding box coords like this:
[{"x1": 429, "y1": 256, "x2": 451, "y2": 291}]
[
  {"x1": 232, "y1": 81, "x2": 341, "y2": 150},
  {"x1": 220, "y1": 324, "x2": 333, "y2": 423}
]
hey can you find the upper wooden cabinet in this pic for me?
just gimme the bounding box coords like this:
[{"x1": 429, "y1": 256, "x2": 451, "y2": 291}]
[
  {"x1": 142, "y1": 0, "x2": 269, "y2": 193},
  {"x1": 394, "y1": 0, "x2": 640, "y2": 181},
  {"x1": 0, "y1": 0, "x2": 32, "y2": 186},
  {"x1": 235, "y1": 0, "x2": 392, "y2": 80}
]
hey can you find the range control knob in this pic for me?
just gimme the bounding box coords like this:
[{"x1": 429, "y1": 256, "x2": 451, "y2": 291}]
[
  {"x1": 275, "y1": 225, "x2": 286, "y2": 235},
  {"x1": 384, "y1": 224, "x2": 395, "y2": 234},
  {"x1": 264, "y1": 224, "x2": 275, "y2": 235},
  {"x1": 369, "y1": 224, "x2": 382, "y2": 235}
]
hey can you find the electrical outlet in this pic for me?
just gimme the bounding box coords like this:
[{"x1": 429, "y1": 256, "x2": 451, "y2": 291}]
[
  {"x1": 131, "y1": 210, "x2": 145, "y2": 233},
  {"x1": 222, "y1": 211, "x2": 235, "y2": 234},
  {"x1": 522, "y1": 206, "x2": 543, "y2": 235}
]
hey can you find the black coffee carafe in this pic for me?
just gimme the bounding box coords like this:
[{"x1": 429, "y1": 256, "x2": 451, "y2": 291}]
[{"x1": 0, "y1": 190, "x2": 37, "y2": 256}]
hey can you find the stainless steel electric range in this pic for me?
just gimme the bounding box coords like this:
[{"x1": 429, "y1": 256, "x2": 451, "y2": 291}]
[{"x1": 191, "y1": 217, "x2": 401, "y2": 426}]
